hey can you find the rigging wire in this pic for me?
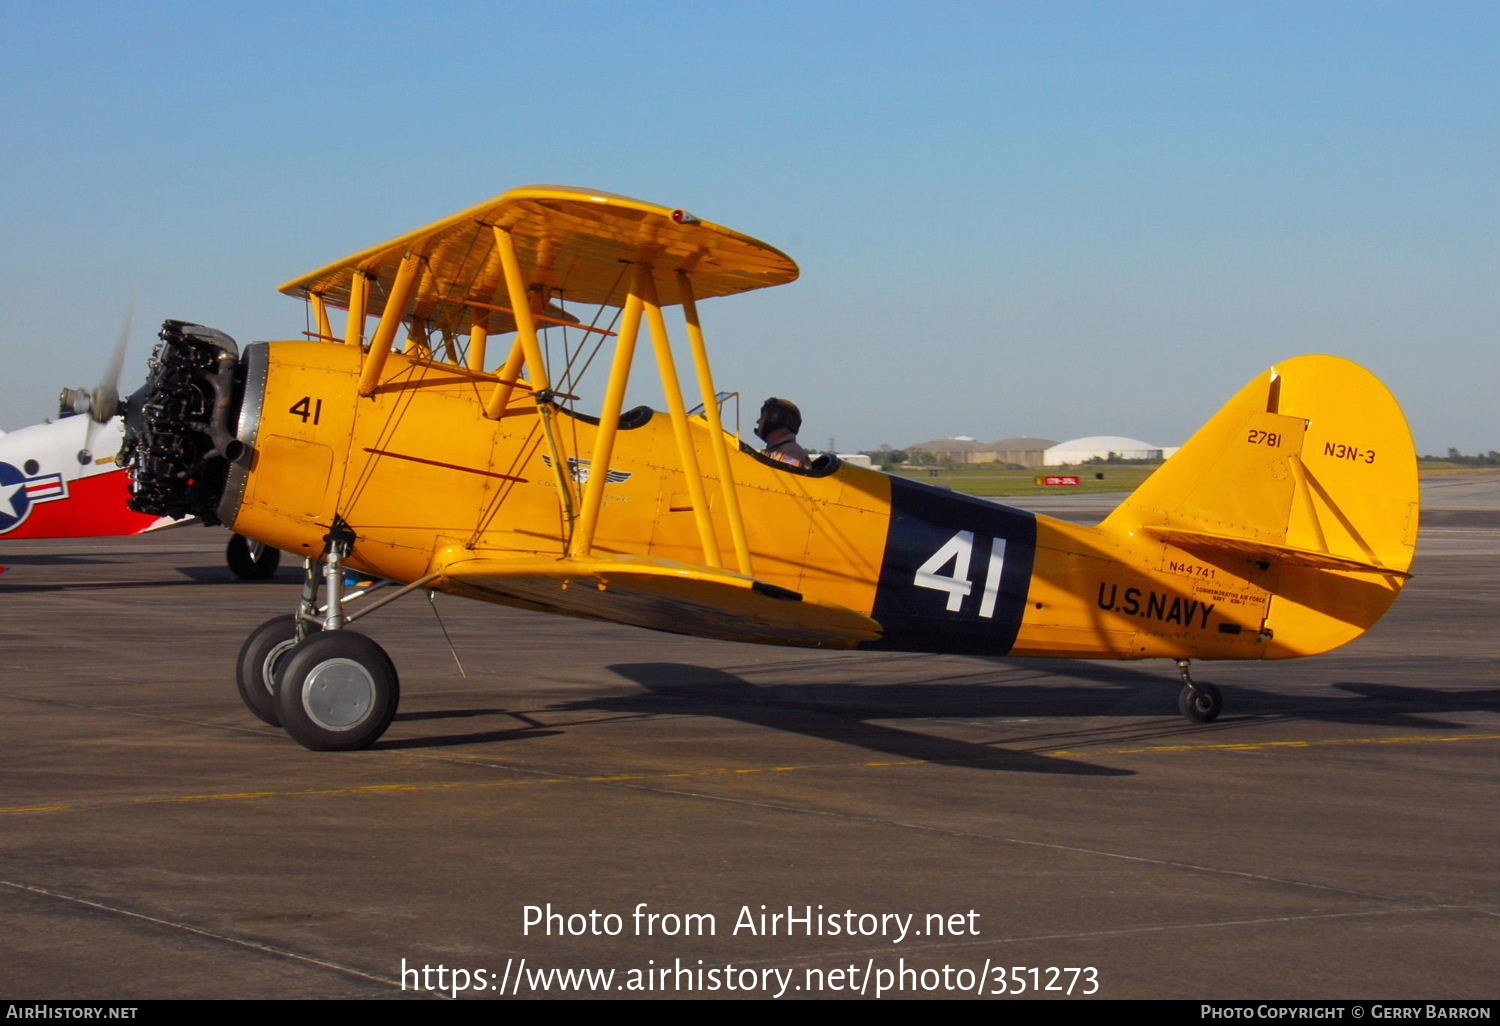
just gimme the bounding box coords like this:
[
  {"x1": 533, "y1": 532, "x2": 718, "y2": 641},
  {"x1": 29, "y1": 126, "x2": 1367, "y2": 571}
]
[{"x1": 427, "y1": 591, "x2": 467, "y2": 679}]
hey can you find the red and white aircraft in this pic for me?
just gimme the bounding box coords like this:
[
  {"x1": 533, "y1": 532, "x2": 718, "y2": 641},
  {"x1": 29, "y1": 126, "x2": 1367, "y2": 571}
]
[
  {"x1": 1, "y1": 325, "x2": 279, "y2": 578},
  {"x1": 0, "y1": 412, "x2": 166, "y2": 542}
]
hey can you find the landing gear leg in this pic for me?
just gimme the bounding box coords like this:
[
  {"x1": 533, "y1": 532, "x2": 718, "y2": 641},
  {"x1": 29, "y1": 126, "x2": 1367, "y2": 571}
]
[
  {"x1": 267, "y1": 522, "x2": 400, "y2": 751},
  {"x1": 1175, "y1": 659, "x2": 1223, "y2": 723}
]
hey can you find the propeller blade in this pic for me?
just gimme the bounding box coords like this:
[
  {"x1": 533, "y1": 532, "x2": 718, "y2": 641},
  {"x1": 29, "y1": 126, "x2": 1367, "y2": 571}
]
[{"x1": 90, "y1": 299, "x2": 135, "y2": 423}]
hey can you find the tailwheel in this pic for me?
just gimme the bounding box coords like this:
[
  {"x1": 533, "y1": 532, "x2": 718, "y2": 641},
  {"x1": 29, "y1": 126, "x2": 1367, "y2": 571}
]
[
  {"x1": 234, "y1": 614, "x2": 301, "y2": 726},
  {"x1": 275, "y1": 631, "x2": 399, "y2": 751},
  {"x1": 1175, "y1": 659, "x2": 1222, "y2": 723},
  {"x1": 226, "y1": 534, "x2": 281, "y2": 579},
  {"x1": 1177, "y1": 681, "x2": 1223, "y2": 723}
]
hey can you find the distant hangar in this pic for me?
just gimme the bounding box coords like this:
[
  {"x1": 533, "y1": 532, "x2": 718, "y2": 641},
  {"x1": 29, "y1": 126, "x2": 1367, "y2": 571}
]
[
  {"x1": 905, "y1": 434, "x2": 1175, "y2": 467},
  {"x1": 907, "y1": 437, "x2": 1059, "y2": 468},
  {"x1": 1044, "y1": 435, "x2": 1173, "y2": 464}
]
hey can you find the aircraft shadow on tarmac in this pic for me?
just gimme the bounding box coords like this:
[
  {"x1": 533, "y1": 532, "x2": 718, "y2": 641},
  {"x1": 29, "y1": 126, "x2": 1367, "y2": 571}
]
[
  {"x1": 376, "y1": 707, "x2": 564, "y2": 750},
  {"x1": 0, "y1": 565, "x2": 298, "y2": 590},
  {"x1": 981, "y1": 657, "x2": 1499, "y2": 731},
  {"x1": 0, "y1": 553, "x2": 121, "y2": 566},
  {"x1": 1321, "y1": 680, "x2": 1499, "y2": 726},
  {"x1": 362, "y1": 661, "x2": 1127, "y2": 772},
  {"x1": 363, "y1": 657, "x2": 1494, "y2": 761},
  {"x1": 0, "y1": 576, "x2": 217, "y2": 593},
  {"x1": 978, "y1": 656, "x2": 1496, "y2": 731},
  {"x1": 575, "y1": 659, "x2": 1491, "y2": 765},
  {"x1": 175, "y1": 566, "x2": 297, "y2": 584},
  {"x1": 583, "y1": 661, "x2": 1136, "y2": 777}
]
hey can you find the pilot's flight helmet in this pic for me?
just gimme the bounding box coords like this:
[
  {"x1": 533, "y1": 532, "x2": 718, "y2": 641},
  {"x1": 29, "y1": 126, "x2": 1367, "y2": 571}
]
[{"x1": 757, "y1": 397, "x2": 802, "y2": 440}]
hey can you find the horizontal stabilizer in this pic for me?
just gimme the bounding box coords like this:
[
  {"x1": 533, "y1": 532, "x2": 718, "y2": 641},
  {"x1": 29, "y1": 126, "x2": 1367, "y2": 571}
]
[
  {"x1": 1142, "y1": 525, "x2": 1412, "y2": 579},
  {"x1": 436, "y1": 552, "x2": 881, "y2": 649}
]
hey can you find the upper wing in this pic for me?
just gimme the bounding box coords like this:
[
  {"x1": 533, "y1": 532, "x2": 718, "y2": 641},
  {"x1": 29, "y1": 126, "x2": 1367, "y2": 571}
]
[
  {"x1": 279, "y1": 185, "x2": 799, "y2": 338},
  {"x1": 435, "y1": 551, "x2": 880, "y2": 649}
]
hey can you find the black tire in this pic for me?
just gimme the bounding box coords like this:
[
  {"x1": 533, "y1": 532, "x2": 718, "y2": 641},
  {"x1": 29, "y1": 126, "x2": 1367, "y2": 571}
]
[
  {"x1": 275, "y1": 631, "x2": 399, "y2": 751},
  {"x1": 1178, "y1": 681, "x2": 1223, "y2": 724},
  {"x1": 234, "y1": 614, "x2": 301, "y2": 726},
  {"x1": 226, "y1": 534, "x2": 281, "y2": 580}
]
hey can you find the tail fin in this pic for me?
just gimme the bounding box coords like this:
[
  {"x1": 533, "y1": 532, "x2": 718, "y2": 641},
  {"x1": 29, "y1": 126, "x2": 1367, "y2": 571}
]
[{"x1": 1102, "y1": 355, "x2": 1419, "y2": 658}]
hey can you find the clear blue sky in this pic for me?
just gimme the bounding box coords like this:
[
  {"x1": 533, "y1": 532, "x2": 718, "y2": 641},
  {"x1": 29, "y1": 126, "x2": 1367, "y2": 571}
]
[{"x1": 3, "y1": 0, "x2": 1495, "y2": 454}]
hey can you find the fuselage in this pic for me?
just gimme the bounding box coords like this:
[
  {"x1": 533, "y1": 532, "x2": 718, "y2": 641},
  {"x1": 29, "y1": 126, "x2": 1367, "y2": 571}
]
[{"x1": 127, "y1": 331, "x2": 1285, "y2": 662}]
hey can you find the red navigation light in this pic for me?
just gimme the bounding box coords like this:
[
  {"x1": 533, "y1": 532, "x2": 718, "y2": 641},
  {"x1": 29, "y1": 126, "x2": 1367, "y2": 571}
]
[{"x1": 671, "y1": 209, "x2": 700, "y2": 224}]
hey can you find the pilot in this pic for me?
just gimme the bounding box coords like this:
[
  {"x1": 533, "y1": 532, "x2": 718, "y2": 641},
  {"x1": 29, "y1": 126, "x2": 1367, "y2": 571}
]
[{"x1": 756, "y1": 397, "x2": 811, "y2": 468}]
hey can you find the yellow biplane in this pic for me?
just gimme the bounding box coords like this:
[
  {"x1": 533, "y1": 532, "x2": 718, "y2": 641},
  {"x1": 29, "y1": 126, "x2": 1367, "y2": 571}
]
[{"x1": 118, "y1": 186, "x2": 1420, "y2": 750}]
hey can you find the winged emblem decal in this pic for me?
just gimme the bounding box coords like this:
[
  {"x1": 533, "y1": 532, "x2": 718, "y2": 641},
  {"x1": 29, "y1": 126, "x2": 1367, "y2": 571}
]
[{"x1": 539, "y1": 454, "x2": 632, "y2": 486}]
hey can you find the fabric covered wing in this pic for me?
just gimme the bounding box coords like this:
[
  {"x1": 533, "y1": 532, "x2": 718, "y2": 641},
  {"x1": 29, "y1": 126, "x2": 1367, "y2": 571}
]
[{"x1": 435, "y1": 552, "x2": 880, "y2": 648}]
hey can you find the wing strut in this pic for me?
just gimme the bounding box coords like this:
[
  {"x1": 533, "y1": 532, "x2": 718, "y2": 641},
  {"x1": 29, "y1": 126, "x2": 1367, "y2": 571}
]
[
  {"x1": 482, "y1": 225, "x2": 556, "y2": 421},
  {"x1": 344, "y1": 270, "x2": 368, "y2": 348},
  {"x1": 490, "y1": 225, "x2": 579, "y2": 525},
  {"x1": 467, "y1": 318, "x2": 489, "y2": 372},
  {"x1": 679, "y1": 271, "x2": 753, "y2": 576},
  {"x1": 571, "y1": 290, "x2": 645, "y2": 559},
  {"x1": 566, "y1": 264, "x2": 754, "y2": 576},
  {"x1": 466, "y1": 274, "x2": 501, "y2": 372},
  {"x1": 309, "y1": 292, "x2": 333, "y2": 344},
  {"x1": 639, "y1": 264, "x2": 723, "y2": 569},
  {"x1": 491, "y1": 227, "x2": 549, "y2": 392},
  {"x1": 484, "y1": 336, "x2": 528, "y2": 418},
  {"x1": 358, "y1": 252, "x2": 423, "y2": 395}
]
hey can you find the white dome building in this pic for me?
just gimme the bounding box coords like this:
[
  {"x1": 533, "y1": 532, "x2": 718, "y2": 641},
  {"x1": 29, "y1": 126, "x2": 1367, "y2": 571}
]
[{"x1": 1045, "y1": 435, "x2": 1164, "y2": 465}]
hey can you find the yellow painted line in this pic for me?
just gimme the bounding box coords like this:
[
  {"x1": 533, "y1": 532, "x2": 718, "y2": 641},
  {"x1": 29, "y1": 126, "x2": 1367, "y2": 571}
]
[
  {"x1": 2, "y1": 733, "x2": 1495, "y2": 817},
  {"x1": 151, "y1": 790, "x2": 282, "y2": 802},
  {"x1": 2, "y1": 805, "x2": 73, "y2": 815},
  {"x1": 1048, "y1": 733, "x2": 1500, "y2": 757}
]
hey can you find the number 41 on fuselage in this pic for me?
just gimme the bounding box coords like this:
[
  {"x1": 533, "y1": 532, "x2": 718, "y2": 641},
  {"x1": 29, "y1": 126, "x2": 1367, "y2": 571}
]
[{"x1": 118, "y1": 186, "x2": 1420, "y2": 750}]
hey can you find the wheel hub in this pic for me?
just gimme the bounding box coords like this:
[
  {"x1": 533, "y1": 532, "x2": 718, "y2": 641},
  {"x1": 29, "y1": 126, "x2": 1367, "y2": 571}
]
[
  {"x1": 259, "y1": 639, "x2": 298, "y2": 696},
  {"x1": 302, "y1": 657, "x2": 377, "y2": 730}
]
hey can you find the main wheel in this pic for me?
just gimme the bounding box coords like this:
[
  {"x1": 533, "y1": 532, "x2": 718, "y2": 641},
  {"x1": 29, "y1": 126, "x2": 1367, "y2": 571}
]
[
  {"x1": 234, "y1": 614, "x2": 301, "y2": 726},
  {"x1": 226, "y1": 534, "x2": 281, "y2": 580},
  {"x1": 275, "y1": 631, "x2": 399, "y2": 751},
  {"x1": 1178, "y1": 681, "x2": 1223, "y2": 723}
]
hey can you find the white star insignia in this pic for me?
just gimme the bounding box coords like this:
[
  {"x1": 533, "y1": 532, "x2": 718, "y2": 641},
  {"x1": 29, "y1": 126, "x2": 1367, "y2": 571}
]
[{"x1": 0, "y1": 480, "x2": 25, "y2": 521}]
